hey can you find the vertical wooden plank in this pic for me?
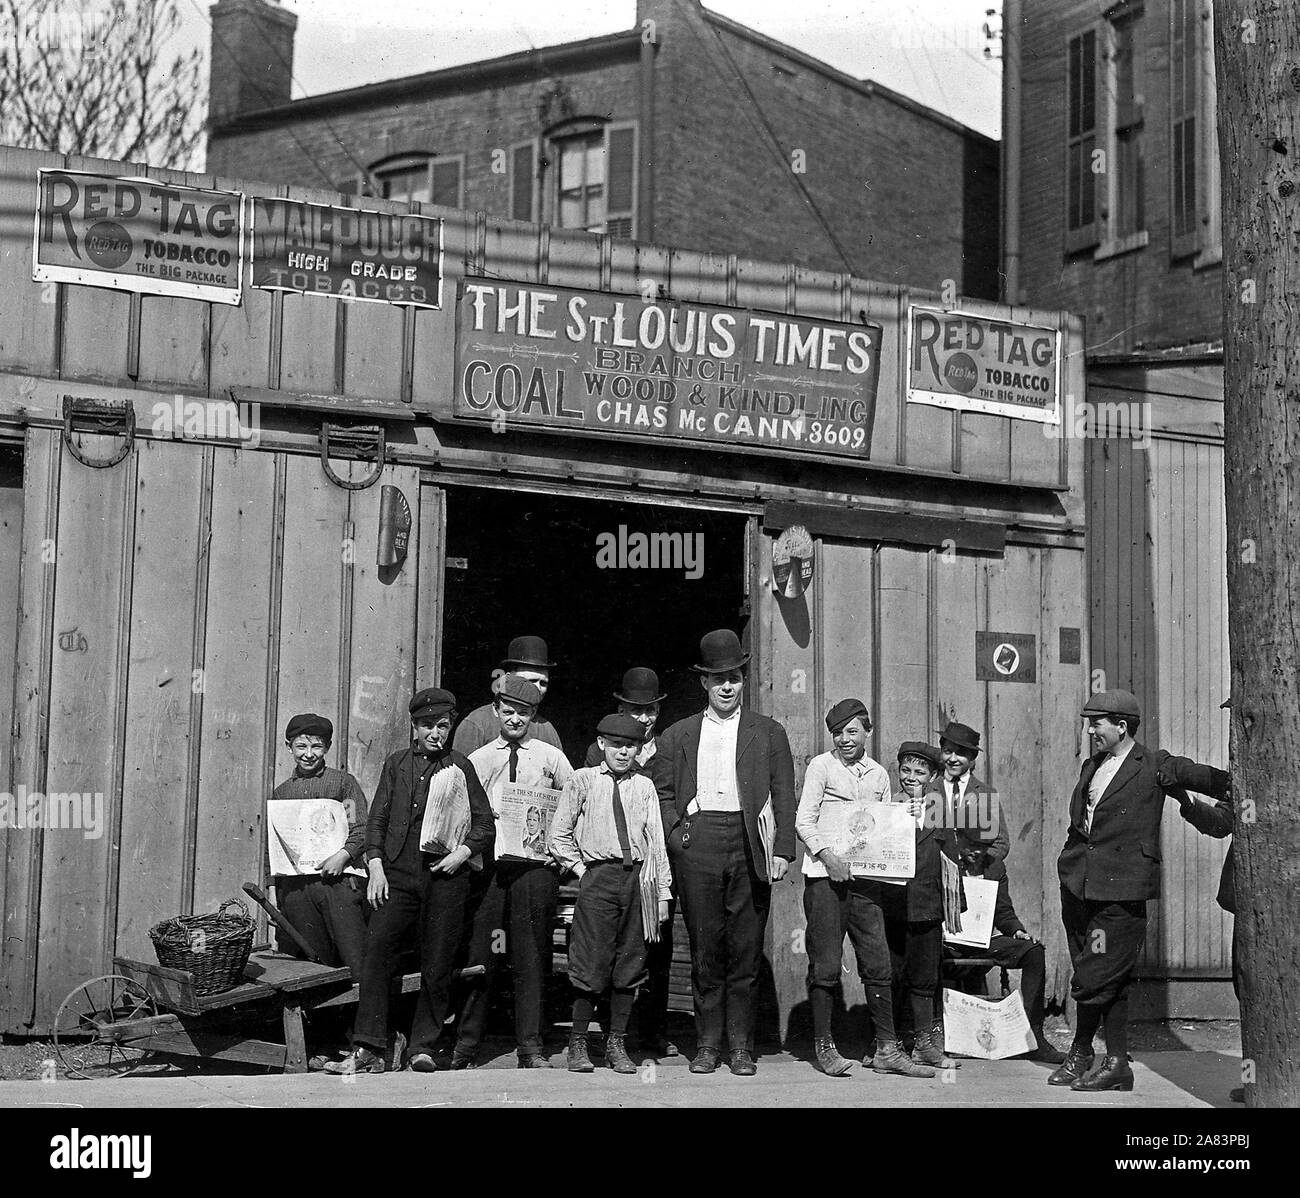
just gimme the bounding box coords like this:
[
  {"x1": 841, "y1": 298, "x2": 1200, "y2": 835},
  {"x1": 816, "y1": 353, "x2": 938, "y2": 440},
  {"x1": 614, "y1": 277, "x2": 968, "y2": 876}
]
[
  {"x1": 345, "y1": 465, "x2": 421, "y2": 797},
  {"x1": 278, "y1": 185, "x2": 343, "y2": 393},
  {"x1": 34, "y1": 435, "x2": 134, "y2": 1025},
  {"x1": 1, "y1": 429, "x2": 59, "y2": 1031},
  {"x1": 0, "y1": 450, "x2": 23, "y2": 793},
  {"x1": 0, "y1": 146, "x2": 62, "y2": 375},
  {"x1": 210, "y1": 282, "x2": 275, "y2": 392},
  {"x1": 191, "y1": 449, "x2": 276, "y2": 913},
  {"x1": 137, "y1": 296, "x2": 209, "y2": 393},
  {"x1": 960, "y1": 412, "x2": 1013, "y2": 481},
  {"x1": 114, "y1": 440, "x2": 204, "y2": 958},
  {"x1": 415, "y1": 482, "x2": 445, "y2": 690},
  {"x1": 932, "y1": 551, "x2": 986, "y2": 746},
  {"x1": 876, "y1": 547, "x2": 929, "y2": 754},
  {"x1": 273, "y1": 455, "x2": 349, "y2": 784},
  {"x1": 411, "y1": 210, "x2": 468, "y2": 412},
  {"x1": 343, "y1": 301, "x2": 406, "y2": 401}
]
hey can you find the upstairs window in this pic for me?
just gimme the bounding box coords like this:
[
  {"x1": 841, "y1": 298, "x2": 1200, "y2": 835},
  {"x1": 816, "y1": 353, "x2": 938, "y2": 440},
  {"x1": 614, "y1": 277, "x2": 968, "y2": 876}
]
[
  {"x1": 366, "y1": 154, "x2": 464, "y2": 209},
  {"x1": 1065, "y1": 29, "x2": 1099, "y2": 252},
  {"x1": 1108, "y1": 3, "x2": 1146, "y2": 242},
  {"x1": 546, "y1": 120, "x2": 637, "y2": 238},
  {"x1": 1169, "y1": 0, "x2": 1221, "y2": 263}
]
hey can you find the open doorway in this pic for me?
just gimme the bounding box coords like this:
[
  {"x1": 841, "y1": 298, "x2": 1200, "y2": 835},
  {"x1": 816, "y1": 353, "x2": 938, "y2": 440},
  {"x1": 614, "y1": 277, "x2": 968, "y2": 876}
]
[{"x1": 441, "y1": 486, "x2": 749, "y2": 760}]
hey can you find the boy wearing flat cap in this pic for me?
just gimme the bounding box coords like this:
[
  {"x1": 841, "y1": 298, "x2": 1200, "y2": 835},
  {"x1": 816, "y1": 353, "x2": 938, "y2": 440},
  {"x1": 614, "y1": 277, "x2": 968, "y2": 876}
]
[
  {"x1": 795, "y1": 700, "x2": 933, "y2": 1078},
  {"x1": 453, "y1": 635, "x2": 566, "y2": 757},
  {"x1": 582, "y1": 667, "x2": 676, "y2": 1057},
  {"x1": 946, "y1": 829, "x2": 1065, "y2": 1063},
  {"x1": 880, "y1": 740, "x2": 960, "y2": 1070},
  {"x1": 1053, "y1": 689, "x2": 1228, "y2": 1093},
  {"x1": 453, "y1": 674, "x2": 575, "y2": 1068},
  {"x1": 326, "y1": 689, "x2": 495, "y2": 1075},
  {"x1": 269, "y1": 713, "x2": 369, "y2": 976},
  {"x1": 655, "y1": 628, "x2": 797, "y2": 1076},
  {"x1": 551, "y1": 712, "x2": 672, "y2": 1073},
  {"x1": 930, "y1": 721, "x2": 1009, "y2": 864}
]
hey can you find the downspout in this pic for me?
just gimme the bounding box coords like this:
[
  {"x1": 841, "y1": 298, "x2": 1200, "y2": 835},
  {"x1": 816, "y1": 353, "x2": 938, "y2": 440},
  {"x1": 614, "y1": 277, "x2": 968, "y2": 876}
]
[
  {"x1": 1002, "y1": 0, "x2": 1022, "y2": 304},
  {"x1": 638, "y1": 25, "x2": 656, "y2": 242}
]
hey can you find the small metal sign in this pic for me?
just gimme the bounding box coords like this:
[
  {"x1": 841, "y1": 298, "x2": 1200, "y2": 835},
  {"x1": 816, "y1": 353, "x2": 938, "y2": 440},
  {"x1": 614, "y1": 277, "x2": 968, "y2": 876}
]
[{"x1": 975, "y1": 632, "x2": 1037, "y2": 683}]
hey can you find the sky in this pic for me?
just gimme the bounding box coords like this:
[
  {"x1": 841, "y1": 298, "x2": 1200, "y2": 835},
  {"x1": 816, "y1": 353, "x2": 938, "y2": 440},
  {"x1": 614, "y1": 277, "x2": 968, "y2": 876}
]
[{"x1": 173, "y1": 0, "x2": 1002, "y2": 147}]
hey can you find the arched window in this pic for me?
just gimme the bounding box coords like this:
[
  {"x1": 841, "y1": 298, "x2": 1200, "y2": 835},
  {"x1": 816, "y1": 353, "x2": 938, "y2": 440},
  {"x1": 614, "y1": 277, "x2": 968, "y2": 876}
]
[{"x1": 362, "y1": 152, "x2": 464, "y2": 208}]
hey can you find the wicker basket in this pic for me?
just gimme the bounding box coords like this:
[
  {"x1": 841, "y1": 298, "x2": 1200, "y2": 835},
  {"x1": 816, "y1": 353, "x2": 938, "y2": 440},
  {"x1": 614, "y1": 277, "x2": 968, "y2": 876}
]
[{"x1": 149, "y1": 897, "x2": 255, "y2": 995}]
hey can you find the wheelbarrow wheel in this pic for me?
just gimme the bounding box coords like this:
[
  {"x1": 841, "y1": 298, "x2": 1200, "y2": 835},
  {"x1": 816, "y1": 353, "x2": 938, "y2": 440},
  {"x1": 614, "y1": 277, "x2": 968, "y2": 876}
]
[{"x1": 52, "y1": 974, "x2": 159, "y2": 1079}]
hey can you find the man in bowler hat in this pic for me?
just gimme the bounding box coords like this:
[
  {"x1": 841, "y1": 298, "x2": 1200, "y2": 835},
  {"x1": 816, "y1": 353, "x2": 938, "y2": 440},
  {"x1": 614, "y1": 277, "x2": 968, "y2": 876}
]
[
  {"x1": 930, "y1": 721, "x2": 1008, "y2": 863},
  {"x1": 1053, "y1": 689, "x2": 1228, "y2": 1092},
  {"x1": 453, "y1": 635, "x2": 566, "y2": 756},
  {"x1": 654, "y1": 629, "x2": 796, "y2": 1075}
]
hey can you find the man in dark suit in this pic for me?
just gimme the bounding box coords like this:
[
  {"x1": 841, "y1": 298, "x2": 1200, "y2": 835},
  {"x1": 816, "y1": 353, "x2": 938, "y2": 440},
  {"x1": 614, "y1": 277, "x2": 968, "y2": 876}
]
[
  {"x1": 929, "y1": 721, "x2": 1009, "y2": 864},
  {"x1": 655, "y1": 629, "x2": 796, "y2": 1076},
  {"x1": 1052, "y1": 689, "x2": 1229, "y2": 1092}
]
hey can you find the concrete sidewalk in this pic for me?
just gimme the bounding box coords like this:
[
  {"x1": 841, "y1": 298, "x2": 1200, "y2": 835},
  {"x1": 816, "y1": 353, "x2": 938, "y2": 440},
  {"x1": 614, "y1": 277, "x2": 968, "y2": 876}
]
[{"x1": 0, "y1": 1047, "x2": 1242, "y2": 1108}]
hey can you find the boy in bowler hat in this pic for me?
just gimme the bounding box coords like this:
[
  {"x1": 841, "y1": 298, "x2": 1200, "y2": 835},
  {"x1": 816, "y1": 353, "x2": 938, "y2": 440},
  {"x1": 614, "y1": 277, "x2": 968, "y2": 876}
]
[
  {"x1": 453, "y1": 635, "x2": 566, "y2": 757},
  {"x1": 325, "y1": 689, "x2": 494, "y2": 1074},
  {"x1": 583, "y1": 667, "x2": 677, "y2": 1057},
  {"x1": 931, "y1": 721, "x2": 1008, "y2": 863},
  {"x1": 654, "y1": 629, "x2": 796, "y2": 1076},
  {"x1": 453, "y1": 674, "x2": 574, "y2": 1068},
  {"x1": 1052, "y1": 689, "x2": 1228, "y2": 1092},
  {"x1": 550, "y1": 713, "x2": 672, "y2": 1073},
  {"x1": 268, "y1": 713, "x2": 369, "y2": 979},
  {"x1": 795, "y1": 700, "x2": 934, "y2": 1078}
]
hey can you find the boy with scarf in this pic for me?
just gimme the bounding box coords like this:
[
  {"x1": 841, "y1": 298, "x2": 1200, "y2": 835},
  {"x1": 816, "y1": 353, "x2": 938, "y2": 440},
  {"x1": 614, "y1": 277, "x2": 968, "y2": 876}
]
[
  {"x1": 551, "y1": 713, "x2": 671, "y2": 1074},
  {"x1": 325, "y1": 688, "x2": 494, "y2": 1074}
]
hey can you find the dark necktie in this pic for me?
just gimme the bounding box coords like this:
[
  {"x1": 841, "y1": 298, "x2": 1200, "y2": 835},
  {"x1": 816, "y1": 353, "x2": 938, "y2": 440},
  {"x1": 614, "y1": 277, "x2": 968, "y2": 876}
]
[
  {"x1": 508, "y1": 742, "x2": 519, "y2": 783},
  {"x1": 611, "y1": 775, "x2": 633, "y2": 867}
]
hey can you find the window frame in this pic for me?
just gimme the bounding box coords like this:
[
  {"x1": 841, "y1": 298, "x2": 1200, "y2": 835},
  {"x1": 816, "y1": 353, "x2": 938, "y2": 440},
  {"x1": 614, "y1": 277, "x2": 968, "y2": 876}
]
[
  {"x1": 509, "y1": 138, "x2": 539, "y2": 223},
  {"x1": 1096, "y1": 2, "x2": 1148, "y2": 259},
  {"x1": 543, "y1": 118, "x2": 638, "y2": 238},
  {"x1": 361, "y1": 152, "x2": 465, "y2": 210},
  {"x1": 1063, "y1": 28, "x2": 1101, "y2": 255}
]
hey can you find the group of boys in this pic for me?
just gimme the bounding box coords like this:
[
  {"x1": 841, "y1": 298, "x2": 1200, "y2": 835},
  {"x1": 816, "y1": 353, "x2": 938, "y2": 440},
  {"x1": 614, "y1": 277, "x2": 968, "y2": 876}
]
[{"x1": 267, "y1": 632, "x2": 1230, "y2": 1091}]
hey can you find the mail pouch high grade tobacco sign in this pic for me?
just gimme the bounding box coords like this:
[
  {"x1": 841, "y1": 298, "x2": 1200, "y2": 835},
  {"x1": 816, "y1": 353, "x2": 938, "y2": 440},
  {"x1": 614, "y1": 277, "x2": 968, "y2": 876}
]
[{"x1": 452, "y1": 280, "x2": 884, "y2": 461}]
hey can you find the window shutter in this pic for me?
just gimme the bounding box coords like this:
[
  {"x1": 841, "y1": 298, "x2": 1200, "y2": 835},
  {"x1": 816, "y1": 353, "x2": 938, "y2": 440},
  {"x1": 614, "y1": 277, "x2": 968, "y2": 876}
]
[
  {"x1": 431, "y1": 157, "x2": 462, "y2": 208},
  {"x1": 1064, "y1": 30, "x2": 1100, "y2": 254},
  {"x1": 604, "y1": 122, "x2": 637, "y2": 240},
  {"x1": 1170, "y1": 0, "x2": 1197, "y2": 257},
  {"x1": 511, "y1": 141, "x2": 537, "y2": 221}
]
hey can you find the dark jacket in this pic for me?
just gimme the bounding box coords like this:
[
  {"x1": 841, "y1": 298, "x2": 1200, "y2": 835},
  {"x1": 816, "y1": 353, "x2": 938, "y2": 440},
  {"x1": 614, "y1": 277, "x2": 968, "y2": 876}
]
[
  {"x1": 883, "y1": 817, "x2": 958, "y2": 924},
  {"x1": 925, "y1": 772, "x2": 1009, "y2": 864},
  {"x1": 365, "y1": 747, "x2": 495, "y2": 867},
  {"x1": 1174, "y1": 789, "x2": 1234, "y2": 914},
  {"x1": 654, "y1": 708, "x2": 797, "y2": 868},
  {"x1": 1058, "y1": 741, "x2": 1229, "y2": 902}
]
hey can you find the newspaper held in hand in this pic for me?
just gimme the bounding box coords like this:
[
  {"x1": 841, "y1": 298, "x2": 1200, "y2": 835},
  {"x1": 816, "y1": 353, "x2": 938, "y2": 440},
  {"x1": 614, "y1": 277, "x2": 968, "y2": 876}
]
[
  {"x1": 941, "y1": 851, "x2": 964, "y2": 935},
  {"x1": 267, "y1": 799, "x2": 365, "y2": 878},
  {"x1": 496, "y1": 782, "x2": 560, "y2": 862},
  {"x1": 757, "y1": 797, "x2": 777, "y2": 882},
  {"x1": 943, "y1": 876, "x2": 997, "y2": 948},
  {"x1": 941, "y1": 988, "x2": 1036, "y2": 1060},
  {"x1": 419, "y1": 762, "x2": 480, "y2": 869},
  {"x1": 639, "y1": 846, "x2": 661, "y2": 943},
  {"x1": 816, "y1": 799, "x2": 916, "y2": 879}
]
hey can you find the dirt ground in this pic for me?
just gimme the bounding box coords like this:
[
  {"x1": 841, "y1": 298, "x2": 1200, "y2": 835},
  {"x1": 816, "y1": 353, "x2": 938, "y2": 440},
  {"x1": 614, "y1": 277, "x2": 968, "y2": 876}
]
[{"x1": 0, "y1": 1019, "x2": 1242, "y2": 1082}]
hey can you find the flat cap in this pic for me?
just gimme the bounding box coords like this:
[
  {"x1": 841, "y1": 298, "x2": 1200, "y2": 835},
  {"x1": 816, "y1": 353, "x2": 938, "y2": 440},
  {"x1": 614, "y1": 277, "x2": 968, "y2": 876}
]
[
  {"x1": 496, "y1": 674, "x2": 542, "y2": 708},
  {"x1": 897, "y1": 741, "x2": 942, "y2": 771},
  {"x1": 285, "y1": 713, "x2": 333, "y2": 742},
  {"x1": 826, "y1": 698, "x2": 870, "y2": 735},
  {"x1": 409, "y1": 688, "x2": 456, "y2": 720},
  {"x1": 1081, "y1": 689, "x2": 1140, "y2": 720},
  {"x1": 597, "y1": 712, "x2": 647, "y2": 742}
]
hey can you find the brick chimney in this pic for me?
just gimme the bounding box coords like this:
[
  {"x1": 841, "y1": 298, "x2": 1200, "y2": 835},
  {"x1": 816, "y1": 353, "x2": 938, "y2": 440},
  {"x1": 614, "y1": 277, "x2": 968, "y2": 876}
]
[{"x1": 208, "y1": 0, "x2": 298, "y2": 124}]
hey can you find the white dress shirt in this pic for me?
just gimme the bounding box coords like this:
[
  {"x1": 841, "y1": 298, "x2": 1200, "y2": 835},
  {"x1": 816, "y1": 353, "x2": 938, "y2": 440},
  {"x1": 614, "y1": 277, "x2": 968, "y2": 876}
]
[
  {"x1": 1084, "y1": 739, "x2": 1134, "y2": 833},
  {"x1": 796, "y1": 750, "x2": 892, "y2": 877},
  {"x1": 694, "y1": 708, "x2": 741, "y2": 811}
]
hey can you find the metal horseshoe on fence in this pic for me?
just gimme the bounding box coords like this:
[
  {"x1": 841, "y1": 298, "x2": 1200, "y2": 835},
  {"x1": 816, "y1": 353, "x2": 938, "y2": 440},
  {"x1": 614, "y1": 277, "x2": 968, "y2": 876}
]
[
  {"x1": 319, "y1": 422, "x2": 386, "y2": 490},
  {"x1": 62, "y1": 396, "x2": 135, "y2": 468}
]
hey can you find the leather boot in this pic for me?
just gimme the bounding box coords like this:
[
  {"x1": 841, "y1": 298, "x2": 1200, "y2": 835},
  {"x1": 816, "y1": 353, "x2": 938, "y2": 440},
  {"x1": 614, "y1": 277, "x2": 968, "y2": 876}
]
[
  {"x1": 813, "y1": 1037, "x2": 853, "y2": 1077},
  {"x1": 605, "y1": 1033, "x2": 637, "y2": 1074},
  {"x1": 1071, "y1": 1053, "x2": 1134, "y2": 1091},
  {"x1": 1047, "y1": 1044, "x2": 1095, "y2": 1086},
  {"x1": 323, "y1": 1045, "x2": 384, "y2": 1075},
  {"x1": 567, "y1": 1034, "x2": 595, "y2": 1073},
  {"x1": 911, "y1": 1029, "x2": 956, "y2": 1069},
  {"x1": 872, "y1": 1040, "x2": 936, "y2": 1078}
]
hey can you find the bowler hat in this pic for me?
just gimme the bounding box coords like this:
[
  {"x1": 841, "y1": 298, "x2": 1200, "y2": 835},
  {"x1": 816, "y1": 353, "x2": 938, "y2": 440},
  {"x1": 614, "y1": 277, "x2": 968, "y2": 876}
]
[
  {"x1": 500, "y1": 635, "x2": 555, "y2": 670},
  {"x1": 285, "y1": 712, "x2": 333, "y2": 742},
  {"x1": 1080, "y1": 689, "x2": 1140, "y2": 720},
  {"x1": 693, "y1": 628, "x2": 750, "y2": 674},
  {"x1": 938, "y1": 721, "x2": 981, "y2": 754},
  {"x1": 597, "y1": 712, "x2": 647, "y2": 742},
  {"x1": 826, "y1": 698, "x2": 870, "y2": 735},
  {"x1": 496, "y1": 674, "x2": 542, "y2": 708},
  {"x1": 615, "y1": 667, "x2": 666, "y2": 705},
  {"x1": 898, "y1": 741, "x2": 942, "y2": 771},
  {"x1": 410, "y1": 688, "x2": 456, "y2": 720}
]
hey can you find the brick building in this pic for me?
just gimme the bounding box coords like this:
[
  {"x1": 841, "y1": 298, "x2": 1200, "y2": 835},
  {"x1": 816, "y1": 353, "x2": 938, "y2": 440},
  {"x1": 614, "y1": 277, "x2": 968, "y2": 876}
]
[
  {"x1": 1009, "y1": 0, "x2": 1232, "y2": 1012},
  {"x1": 205, "y1": 0, "x2": 999, "y2": 298}
]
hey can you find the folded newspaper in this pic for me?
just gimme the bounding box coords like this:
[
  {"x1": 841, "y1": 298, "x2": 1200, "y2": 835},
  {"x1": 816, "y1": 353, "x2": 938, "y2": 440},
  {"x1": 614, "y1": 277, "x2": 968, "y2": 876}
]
[
  {"x1": 267, "y1": 798, "x2": 365, "y2": 878},
  {"x1": 941, "y1": 987, "x2": 1036, "y2": 1060}
]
